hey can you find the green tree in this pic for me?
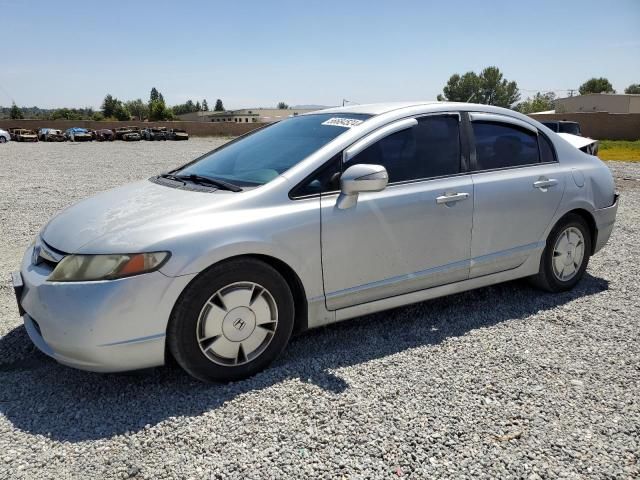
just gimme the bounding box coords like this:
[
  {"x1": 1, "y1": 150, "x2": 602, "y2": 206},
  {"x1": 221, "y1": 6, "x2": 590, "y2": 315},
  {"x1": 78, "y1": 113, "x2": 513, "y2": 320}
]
[
  {"x1": 514, "y1": 92, "x2": 556, "y2": 114},
  {"x1": 113, "y1": 102, "x2": 131, "y2": 121},
  {"x1": 214, "y1": 99, "x2": 224, "y2": 111},
  {"x1": 102, "y1": 94, "x2": 119, "y2": 118},
  {"x1": 9, "y1": 102, "x2": 24, "y2": 119},
  {"x1": 202, "y1": 99, "x2": 209, "y2": 111},
  {"x1": 150, "y1": 87, "x2": 159, "y2": 102},
  {"x1": 624, "y1": 83, "x2": 640, "y2": 94},
  {"x1": 277, "y1": 101, "x2": 289, "y2": 109},
  {"x1": 437, "y1": 66, "x2": 520, "y2": 107},
  {"x1": 437, "y1": 72, "x2": 480, "y2": 103},
  {"x1": 148, "y1": 98, "x2": 173, "y2": 121},
  {"x1": 92, "y1": 111, "x2": 105, "y2": 121},
  {"x1": 195, "y1": 101, "x2": 201, "y2": 111},
  {"x1": 579, "y1": 77, "x2": 615, "y2": 95},
  {"x1": 125, "y1": 99, "x2": 148, "y2": 121}
]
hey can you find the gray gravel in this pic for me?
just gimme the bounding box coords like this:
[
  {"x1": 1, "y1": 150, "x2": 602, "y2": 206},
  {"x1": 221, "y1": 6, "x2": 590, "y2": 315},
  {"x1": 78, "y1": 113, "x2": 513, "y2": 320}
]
[{"x1": 0, "y1": 140, "x2": 638, "y2": 479}]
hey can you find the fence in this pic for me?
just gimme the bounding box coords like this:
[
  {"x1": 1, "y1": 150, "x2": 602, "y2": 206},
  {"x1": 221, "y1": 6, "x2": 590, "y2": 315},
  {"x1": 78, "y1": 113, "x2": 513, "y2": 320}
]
[
  {"x1": 529, "y1": 112, "x2": 640, "y2": 141},
  {"x1": 0, "y1": 119, "x2": 263, "y2": 137}
]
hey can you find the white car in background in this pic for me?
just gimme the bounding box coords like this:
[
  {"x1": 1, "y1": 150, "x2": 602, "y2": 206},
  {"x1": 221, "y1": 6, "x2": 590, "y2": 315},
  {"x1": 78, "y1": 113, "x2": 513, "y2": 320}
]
[{"x1": 0, "y1": 128, "x2": 10, "y2": 143}]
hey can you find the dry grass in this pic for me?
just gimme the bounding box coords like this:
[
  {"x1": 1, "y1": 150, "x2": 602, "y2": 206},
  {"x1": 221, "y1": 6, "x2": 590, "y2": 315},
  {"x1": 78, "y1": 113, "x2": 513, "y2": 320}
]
[{"x1": 598, "y1": 140, "x2": 640, "y2": 162}]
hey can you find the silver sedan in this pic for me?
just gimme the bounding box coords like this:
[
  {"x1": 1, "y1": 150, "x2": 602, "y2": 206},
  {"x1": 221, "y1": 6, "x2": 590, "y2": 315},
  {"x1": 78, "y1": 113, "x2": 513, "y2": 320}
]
[{"x1": 12, "y1": 102, "x2": 619, "y2": 382}]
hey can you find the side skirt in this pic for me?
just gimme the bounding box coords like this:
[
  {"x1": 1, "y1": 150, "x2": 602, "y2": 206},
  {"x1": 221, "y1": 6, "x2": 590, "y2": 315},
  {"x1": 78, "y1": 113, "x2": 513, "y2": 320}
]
[{"x1": 304, "y1": 249, "x2": 542, "y2": 328}]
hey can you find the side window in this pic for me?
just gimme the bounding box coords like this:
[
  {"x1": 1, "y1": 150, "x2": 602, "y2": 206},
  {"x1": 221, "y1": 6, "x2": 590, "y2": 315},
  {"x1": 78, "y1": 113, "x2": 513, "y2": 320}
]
[
  {"x1": 472, "y1": 122, "x2": 540, "y2": 170},
  {"x1": 539, "y1": 133, "x2": 556, "y2": 163},
  {"x1": 290, "y1": 154, "x2": 341, "y2": 198},
  {"x1": 346, "y1": 116, "x2": 461, "y2": 183}
]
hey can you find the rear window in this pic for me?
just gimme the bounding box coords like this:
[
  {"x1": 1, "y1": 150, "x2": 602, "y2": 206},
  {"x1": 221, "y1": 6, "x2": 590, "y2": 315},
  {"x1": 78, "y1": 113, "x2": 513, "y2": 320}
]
[{"x1": 472, "y1": 122, "x2": 540, "y2": 170}]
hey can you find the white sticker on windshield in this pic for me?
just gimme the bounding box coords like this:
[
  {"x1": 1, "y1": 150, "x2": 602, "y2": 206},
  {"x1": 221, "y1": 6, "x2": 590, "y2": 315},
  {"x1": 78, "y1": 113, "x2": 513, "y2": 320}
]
[{"x1": 321, "y1": 117, "x2": 364, "y2": 128}]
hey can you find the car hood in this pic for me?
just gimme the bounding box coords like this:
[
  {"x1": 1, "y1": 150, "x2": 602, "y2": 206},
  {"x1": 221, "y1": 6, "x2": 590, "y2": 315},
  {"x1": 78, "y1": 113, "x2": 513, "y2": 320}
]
[{"x1": 41, "y1": 179, "x2": 252, "y2": 253}]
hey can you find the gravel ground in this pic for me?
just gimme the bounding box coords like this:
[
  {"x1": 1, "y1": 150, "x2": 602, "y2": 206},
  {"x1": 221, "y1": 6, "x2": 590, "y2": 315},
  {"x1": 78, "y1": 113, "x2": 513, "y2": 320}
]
[{"x1": 0, "y1": 139, "x2": 638, "y2": 479}]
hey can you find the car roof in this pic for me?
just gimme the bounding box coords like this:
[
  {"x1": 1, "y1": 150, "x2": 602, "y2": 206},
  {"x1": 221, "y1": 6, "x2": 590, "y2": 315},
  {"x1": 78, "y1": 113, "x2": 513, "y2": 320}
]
[{"x1": 305, "y1": 101, "x2": 527, "y2": 118}]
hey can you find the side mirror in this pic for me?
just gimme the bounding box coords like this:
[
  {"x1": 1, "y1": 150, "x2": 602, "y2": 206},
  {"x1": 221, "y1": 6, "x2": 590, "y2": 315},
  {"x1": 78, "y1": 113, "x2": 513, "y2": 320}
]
[{"x1": 336, "y1": 164, "x2": 388, "y2": 209}]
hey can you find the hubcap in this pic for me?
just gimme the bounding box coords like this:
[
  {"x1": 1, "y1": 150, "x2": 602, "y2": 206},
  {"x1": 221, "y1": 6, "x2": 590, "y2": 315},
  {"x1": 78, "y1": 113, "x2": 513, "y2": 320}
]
[
  {"x1": 552, "y1": 227, "x2": 585, "y2": 281},
  {"x1": 196, "y1": 282, "x2": 278, "y2": 366}
]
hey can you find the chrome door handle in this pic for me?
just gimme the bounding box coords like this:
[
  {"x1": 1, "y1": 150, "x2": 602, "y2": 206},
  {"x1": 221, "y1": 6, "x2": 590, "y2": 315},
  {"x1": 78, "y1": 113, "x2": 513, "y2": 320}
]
[
  {"x1": 533, "y1": 178, "x2": 558, "y2": 189},
  {"x1": 436, "y1": 192, "x2": 470, "y2": 204}
]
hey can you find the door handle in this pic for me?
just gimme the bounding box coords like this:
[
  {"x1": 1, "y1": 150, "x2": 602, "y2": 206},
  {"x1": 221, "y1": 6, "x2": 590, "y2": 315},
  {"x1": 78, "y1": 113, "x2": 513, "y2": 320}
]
[
  {"x1": 533, "y1": 178, "x2": 558, "y2": 190},
  {"x1": 436, "y1": 192, "x2": 470, "y2": 204}
]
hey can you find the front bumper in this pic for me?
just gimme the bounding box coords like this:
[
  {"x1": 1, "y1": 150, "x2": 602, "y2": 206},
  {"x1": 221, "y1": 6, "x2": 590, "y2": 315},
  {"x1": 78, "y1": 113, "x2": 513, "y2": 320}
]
[
  {"x1": 593, "y1": 193, "x2": 619, "y2": 254},
  {"x1": 15, "y1": 246, "x2": 196, "y2": 372}
]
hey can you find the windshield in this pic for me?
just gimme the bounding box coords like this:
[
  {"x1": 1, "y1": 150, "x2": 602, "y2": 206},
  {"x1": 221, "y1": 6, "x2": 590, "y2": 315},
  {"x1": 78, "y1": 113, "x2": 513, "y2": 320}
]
[{"x1": 177, "y1": 113, "x2": 371, "y2": 186}]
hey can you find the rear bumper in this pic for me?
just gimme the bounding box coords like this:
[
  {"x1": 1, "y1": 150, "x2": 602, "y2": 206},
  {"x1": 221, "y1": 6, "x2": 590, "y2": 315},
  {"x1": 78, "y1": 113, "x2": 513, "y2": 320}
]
[
  {"x1": 593, "y1": 193, "x2": 619, "y2": 254},
  {"x1": 17, "y1": 246, "x2": 196, "y2": 372}
]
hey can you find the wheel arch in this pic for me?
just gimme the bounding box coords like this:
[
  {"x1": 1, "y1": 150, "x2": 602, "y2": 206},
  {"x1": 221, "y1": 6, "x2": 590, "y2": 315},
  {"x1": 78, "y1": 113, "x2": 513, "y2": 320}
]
[
  {"x1": 164, "y1": 253, "x2": 309, "y2": 364},
  {"x1": 557, "y1": 208, "x2": 598, "y2": 255}
]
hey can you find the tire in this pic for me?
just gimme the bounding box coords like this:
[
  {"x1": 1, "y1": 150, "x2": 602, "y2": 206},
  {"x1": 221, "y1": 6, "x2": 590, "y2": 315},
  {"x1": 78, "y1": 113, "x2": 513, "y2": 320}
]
[
  {"x1": 0, "y1": 136, "x2": 6, "y2": 143},
  {"x1": 168, "y1": 258, "x2": 294, "y2": 382},
  {"x1": 530, "y1": 213, "x2": 592, "y2": 292}
]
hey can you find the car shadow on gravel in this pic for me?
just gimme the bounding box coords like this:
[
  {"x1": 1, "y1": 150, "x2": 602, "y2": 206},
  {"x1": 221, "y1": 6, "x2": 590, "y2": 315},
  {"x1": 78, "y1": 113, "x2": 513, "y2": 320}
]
[{"x1": 0, "y1": 273, "x2": 608, "y2": 442}]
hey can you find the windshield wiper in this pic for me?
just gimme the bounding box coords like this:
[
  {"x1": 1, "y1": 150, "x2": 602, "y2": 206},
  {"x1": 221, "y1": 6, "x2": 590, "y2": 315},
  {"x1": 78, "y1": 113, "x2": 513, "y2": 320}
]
[
  {"x1": 177, "y1": 174, "x2": 242, "y2": 192},
  {"x1": 158, "y1": 173, "x2": 186, "y2": 184}
]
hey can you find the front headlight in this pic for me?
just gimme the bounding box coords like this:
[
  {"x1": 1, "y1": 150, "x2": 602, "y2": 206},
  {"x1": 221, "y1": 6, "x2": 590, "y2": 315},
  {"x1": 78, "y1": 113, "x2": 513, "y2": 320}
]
[{"x1": 48, "y1": 252, "x2": 170, "y2": 282}]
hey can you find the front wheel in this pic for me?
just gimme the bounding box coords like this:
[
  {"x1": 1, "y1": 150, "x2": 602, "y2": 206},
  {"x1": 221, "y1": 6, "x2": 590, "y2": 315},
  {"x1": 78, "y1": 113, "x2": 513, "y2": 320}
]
[
  {"x1": 531, "y1": 214, "x2": 592, "y2": 292},
  {"x1": 168, "y1": 258, "x2": 294, "y2": 382}
]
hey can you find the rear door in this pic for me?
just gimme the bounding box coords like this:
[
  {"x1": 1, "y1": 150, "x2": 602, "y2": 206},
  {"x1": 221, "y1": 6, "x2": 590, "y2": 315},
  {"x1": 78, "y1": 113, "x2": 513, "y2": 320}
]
[{"x1": 468, "y1": 113, "x2": 566, "y2": 277}]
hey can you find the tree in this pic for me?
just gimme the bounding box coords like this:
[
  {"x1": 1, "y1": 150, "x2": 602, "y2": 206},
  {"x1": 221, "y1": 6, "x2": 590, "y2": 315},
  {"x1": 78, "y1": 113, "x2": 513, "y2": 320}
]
[
  {"x1": 150, "y1": 87, "x2": 159, "y2": 102},
  {"x1": 437, "y1": 72, "x2": 480, "y2": 103},
  {"x1": 579, "y1": 77, "x2": 615, "y2": 95},
  {"x1": 625, "y1": 83, "x2": 640, "y2": 94},
  {"x1": 102, "y1": 94, "x2": 119, "y2": 118},
  {"x1": 92, "y1": 111, "x2": 105, "y2": 121},
  {"x1": 148, "y1": 98, "x2": 173, "y2": 121},
  {"x1": 113, "y1": 102, "x2": 131, "y2": 121},
  {"x1": 514, "y1": 92, "x2": 556, "y2": 114},
  {"x1": 277, "y1": 101, "x2": 289, "y2": 109},
  {"x1": 195, "y1": 101, "x2": 201, "y2": 111},
  {"x1": 9, "y1": 102, "x2": 24, "y2": 119},
  {"x1": 214, "y1": 99, "x2": 224, "y2": 111},
  {"x1": 202, "y1": 99, "x2": 209, "y2": 111},
  {"x1": 125, "y1": 99, "x2": 148, "y2": 121},
  {"x1": 437, "y1": 67, "x2": 520, "y2": 107}
]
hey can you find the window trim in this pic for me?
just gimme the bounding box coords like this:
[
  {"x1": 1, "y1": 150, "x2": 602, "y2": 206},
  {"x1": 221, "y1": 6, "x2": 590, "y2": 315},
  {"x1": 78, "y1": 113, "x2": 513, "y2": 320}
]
[
  {"x1": 468, "y1": 114, "x2": 559, "y2": 173},
  {"x1": 289, "y1": 111, "x2": 468, "y2": 200}
]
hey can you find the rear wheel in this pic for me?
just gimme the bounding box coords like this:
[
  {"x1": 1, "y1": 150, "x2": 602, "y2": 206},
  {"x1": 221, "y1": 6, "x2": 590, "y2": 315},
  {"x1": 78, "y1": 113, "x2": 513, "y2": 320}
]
[
  {"x1": 0, "y1": 137, "x2": 6, "y2": 143},
  {"x1": 531, "y1": 214, "x2": 591, "y2": 292},
  {"x1": 168, "y1": 258, "x2": 294, "y2": 382}
]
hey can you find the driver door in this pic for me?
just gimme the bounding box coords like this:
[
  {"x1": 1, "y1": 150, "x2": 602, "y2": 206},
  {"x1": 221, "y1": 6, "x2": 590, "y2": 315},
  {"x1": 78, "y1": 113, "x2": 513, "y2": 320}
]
[{"x1": 320, "y1": 114, "x2": 474, "y2": 310}]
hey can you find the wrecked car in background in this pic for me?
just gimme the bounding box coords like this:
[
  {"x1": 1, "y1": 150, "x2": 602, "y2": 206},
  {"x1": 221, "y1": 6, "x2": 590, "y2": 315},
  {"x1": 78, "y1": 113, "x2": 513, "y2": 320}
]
[
  {"x1": 10, "y1": 128, "x2": 39, "y2": 142},
  {"x1": 541, "y1": 120, "x2": 582, "y2": 136},
  {"x1": 167, "y1": 128, "x2": 189, "y2": 140},
  {"x1": 38, "y1": 128, "x2": 65, "y2": 142},
  {"x1": 115, "y1": 125, "x2": 142, "y2": 140},
  {"x1": 64, "y1": 128, "x2": 93, "y2": 142},
  {"x1": 94, "y1": 128, "x2": 115, "y2": 141},
  {"x1": 142, "y1": 127, "x2": 167, "y2": 141}
]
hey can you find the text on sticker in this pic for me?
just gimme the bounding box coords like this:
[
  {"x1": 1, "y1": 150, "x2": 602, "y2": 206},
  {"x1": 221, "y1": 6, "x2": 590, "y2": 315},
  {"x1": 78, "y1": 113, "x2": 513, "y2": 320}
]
[{"x1": 321, "y1": 118, "x2": 364, "y2": 128}]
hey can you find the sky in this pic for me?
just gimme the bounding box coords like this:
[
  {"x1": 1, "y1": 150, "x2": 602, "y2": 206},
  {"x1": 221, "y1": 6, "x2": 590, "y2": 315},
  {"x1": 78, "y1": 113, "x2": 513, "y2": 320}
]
[{"x1": 1, "y1": 0, "x2": 639, "y2": 110}]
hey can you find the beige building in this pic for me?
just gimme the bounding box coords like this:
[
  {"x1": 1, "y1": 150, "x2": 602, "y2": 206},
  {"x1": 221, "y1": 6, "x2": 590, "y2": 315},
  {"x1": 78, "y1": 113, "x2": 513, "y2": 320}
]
[
  {"x1": 177, "y1": 108, "x2": 320, "y2": 123},
  {"x1": 555, "y1": 93, "x2": 640, "y2": 114}
]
